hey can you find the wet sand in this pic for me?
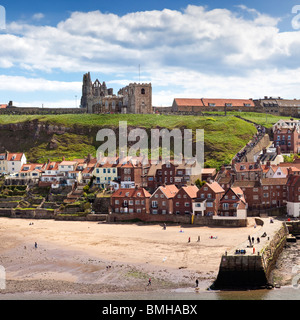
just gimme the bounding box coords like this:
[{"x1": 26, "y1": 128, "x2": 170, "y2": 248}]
[{"x1": 0, "y1": 217, "x2": 261, "y2": 297}]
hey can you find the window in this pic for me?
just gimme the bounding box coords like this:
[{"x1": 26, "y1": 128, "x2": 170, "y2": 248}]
[
  {"x1": 185, "y1": 202, "x2": 190, "y2": 207},
  {"x1": 176, "y1": 202, "x2": 179, "y2": 207},
  {"x1": 223, "y1": 203, "x2": 229, "y2": 210},
  {"x1": 152, "y1": 201, "x2": 158, "y2": 208},
  {"x1": 141, "y1": 88, "x2": 145, "y2": 95},
  {"x1": 129, "y1": 200, "x2": 133, "y2": 205},
  {"x1": 263, "y1": 193, "x2": 269, "y2": 198},
  {"x1": 206, "y1": 202, "x2": 213, "y2": 207},
  {"x1": 115, "y1": 200, "x2": 119, "y2": 205}
]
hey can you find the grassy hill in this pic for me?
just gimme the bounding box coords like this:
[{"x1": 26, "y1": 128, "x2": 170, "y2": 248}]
[{"x1": 0, "y1": 113, "x2": 264, "y2": 169}]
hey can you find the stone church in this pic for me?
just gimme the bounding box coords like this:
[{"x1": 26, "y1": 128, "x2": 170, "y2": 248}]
[{"x1": 80, "y1": 72, "x2": 152, "y2": 114}]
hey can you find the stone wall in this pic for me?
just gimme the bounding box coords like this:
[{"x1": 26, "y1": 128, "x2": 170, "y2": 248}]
[
  {"x1": 212, "y1": 222, "x2": 288, "y2": 289},
  {"x1": 107, "y1": 212, "x2": 247, "y2": 227},
  {"x1": 0, "y1": 107, "x2": 86, "y2": 115}
]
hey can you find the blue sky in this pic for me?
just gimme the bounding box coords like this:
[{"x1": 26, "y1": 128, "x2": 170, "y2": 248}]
[{"x1": 1, "y1": 0, "x2": 300, "y2": 107}]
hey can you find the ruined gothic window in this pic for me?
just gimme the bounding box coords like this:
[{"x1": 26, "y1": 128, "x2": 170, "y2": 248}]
[{"x1": 141, "y1": 88, "x2": 145, "y2": 95}]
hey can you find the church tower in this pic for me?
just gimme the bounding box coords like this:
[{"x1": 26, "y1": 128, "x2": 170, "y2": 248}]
[{"x1": 80, "y1": 72, "x2": 92, "y2": 110}]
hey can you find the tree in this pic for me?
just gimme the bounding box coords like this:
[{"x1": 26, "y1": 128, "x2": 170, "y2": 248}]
[{"x1": 195, "y1": 179, "x2": 206, "y2": 189}]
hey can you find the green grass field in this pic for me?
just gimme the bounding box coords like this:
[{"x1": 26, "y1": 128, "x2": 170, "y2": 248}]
[{"x1": 0, "y1": 112, "x2": 285, "y2": 168}]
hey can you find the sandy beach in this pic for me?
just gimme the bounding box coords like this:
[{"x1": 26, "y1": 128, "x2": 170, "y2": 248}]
[{"x1": 0, "y1": 217, "x2": 261, "y2": 297}]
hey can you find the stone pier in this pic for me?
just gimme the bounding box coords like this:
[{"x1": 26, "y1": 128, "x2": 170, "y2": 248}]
[{"x1": 211, "y1": 218, "x2": 288, "y2": 289}]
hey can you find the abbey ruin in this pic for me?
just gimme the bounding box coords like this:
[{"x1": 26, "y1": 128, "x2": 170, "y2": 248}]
[{"x1": 80, "y1": 72, "x2": 153, "y2": 114}]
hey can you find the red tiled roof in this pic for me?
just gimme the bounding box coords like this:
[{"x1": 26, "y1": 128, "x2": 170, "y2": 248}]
[
  {"x1": 0, "y1": 104, "x2": 7, "y2": 109},
  {"x1": 159, "y1": 184, "x2": 179, "y2": 199},
  {"x1": 231, "y1": 187, "x2": 244, "y2": 196},
  {"x1": 20, "y1": 163, "x2": 45, "y2": 172},
  {"x1": 174, "y1": 99, "x2": 204, "y2": 107},
  {"x1": 44, "y1": 162, "x2": 59, "y2": 171},
  {"x1": 7, "y1": 153, "x2": 24, "y2": 161},
  {"x1": 182, "y1": 185, "x2": 199, "y2": 199},
  {"x1": 205, "y1": 181, "x2": 225, "y2": 194},
  {"x1": 112, "y1": 188, "x2": 151, "y2": 198},
  {"x1": 287, "y1": 174, "x2": 300, "y2": 187},
  {"x1": 261, "y1": 178, "x2": 288, "y2": 185},
  {"x1": 234, "y1": 162, "x2": 261, "y2": 172},
  {"x1": 202, "y1": 98, "x2": 255, "y2": 107}
]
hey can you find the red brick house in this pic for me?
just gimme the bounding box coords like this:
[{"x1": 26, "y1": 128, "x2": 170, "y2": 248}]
[
  {"x1": 117, "y1": 156, "x2": 149, "y2": 188},
  {"x1": 232, "y1": 180, "x2": 261, "y2": 210},
  {"x1": 233, "y1": 160, "x2": 263, "y2": 181},
  {"x1": 260, "y1": 178, "x2": 287, "y2": 208},
  {"x1": 173, "y1": 185, "x2": 199, "y2": 215},
  {"x1": 147, "y1": 161, "x2": 199, "y2": 191},
  {"x1": 193, "y1": 181, "x2": 225, "y2": 216},
  {"x1": 150, "y1": 184, "x2": 179, "y2": 215},
  {"x1": 286, "y1": 174, "x2": 300, "y2": 217},
  {"x1": 110, "y1": 187, "x2": 151, "y2": 214},
  {"x1": 218, "y1": 187, "x2": 247, "y2": 218},
  {"x1": 273, "y1": 127, "x2": 299, "y2": 154}
]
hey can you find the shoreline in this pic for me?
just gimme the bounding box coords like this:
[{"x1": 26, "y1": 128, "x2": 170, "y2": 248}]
[{"x1": 0, "y1": 217, "x2": 269, "y2": 297}]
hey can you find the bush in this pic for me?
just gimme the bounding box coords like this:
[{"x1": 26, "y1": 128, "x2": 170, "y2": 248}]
[{"x1": 83, "y1": 185, "x2": 90, "y2": 193}]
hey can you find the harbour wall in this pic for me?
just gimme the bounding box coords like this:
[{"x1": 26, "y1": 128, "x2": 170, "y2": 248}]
[{"x1": 211, "y1": 222, "x2": 288, "y2": 289}]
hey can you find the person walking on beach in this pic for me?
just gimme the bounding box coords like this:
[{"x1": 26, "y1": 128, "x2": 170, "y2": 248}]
[
  {"x1": 195, "y1": 279, "x2": 199, "y2": 287},
  {"x1": 147, "y1": 278, "x2": 151, "y2": 286},
  {"x1": 34, "y1": 242, "x2": 37, "y2": 249}
]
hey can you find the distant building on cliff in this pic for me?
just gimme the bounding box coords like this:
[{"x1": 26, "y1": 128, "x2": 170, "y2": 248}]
[{"x1": 80, "y1": 72, "x2": 152, "y2": 114}]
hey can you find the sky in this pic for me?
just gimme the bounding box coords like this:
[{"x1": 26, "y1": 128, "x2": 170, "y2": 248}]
[{"x1": 1, "y1": 0, "x2": 300, "y2": 108}]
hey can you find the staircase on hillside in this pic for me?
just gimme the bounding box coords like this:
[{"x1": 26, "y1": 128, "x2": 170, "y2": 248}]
[{"x1": 63, "y1": 183, "x2": 86, "y2": 204}]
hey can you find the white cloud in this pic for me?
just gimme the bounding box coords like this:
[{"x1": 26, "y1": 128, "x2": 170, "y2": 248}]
[
  {"x1": 1, "y1": 5, "x2": 289, "y2": 73},
  {"x1": 16, "y1": 99, "x2": 78, "y2": 109},
  {"x1": 32, "y1": 13, "x2": 45, "y2": 21},
  {"x1": 1, "y1": 5, "x2": 300, "y2": 106},
  {"x1": 0, "y1": 75, "x2": 81, "y2": 92}
]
